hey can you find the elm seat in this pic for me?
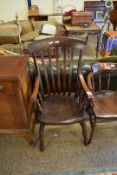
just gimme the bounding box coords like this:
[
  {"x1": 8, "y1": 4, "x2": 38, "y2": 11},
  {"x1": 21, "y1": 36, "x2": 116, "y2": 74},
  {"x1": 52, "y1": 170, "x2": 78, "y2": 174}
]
[
  {"x1": 93, "y1": 92, "x2": 117, "y2": 118},
  {"x1": 28, "y1": 36, "x2": 87, "y2": 151},
  {"x1": 40, "y1": 96, "x2": 81, "y2": 124},
  {"x1": 79, "y1": 62, "x2": 117, "y2": 144}
]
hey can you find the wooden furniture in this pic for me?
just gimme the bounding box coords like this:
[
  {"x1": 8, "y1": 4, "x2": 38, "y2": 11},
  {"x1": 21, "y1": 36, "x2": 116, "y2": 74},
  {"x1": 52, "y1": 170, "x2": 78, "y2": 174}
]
[
  {"x1": 84, "y1": 1, "x2": 117, "y2": 19},
  {"x1": 79, "y1": 62, "x2": 117, "y2": 144},
  {"x1": 84, "y1": 1, "x2": 105, "y2": 20},
  {"x1": 84, "y1": 1, "x2": 117, "y2": 27},
  {"x1": 0, "y1": 55, "x2": 38, "y2": 144},
  {"x1": 28, "y1": 13, "x2": 62, "y2": 21},
  {"x1": 110, "y1": 9, "x2": 117, "y2": 30},
  {"x1": 65, "y1": 22, "x2": 101, "y2": 54},
  {"x1": 71, "y1": 11, "x2": 93, "y2": 26},
  {"x1": 28, "y1": 14, "x2": 48, "y2": 21},
  {"x1": 65, "y1": 22, "x2": 101, "y2": 35},
  {"x1": 28, "y1": 36, "x2": 87, "y2": 151}
]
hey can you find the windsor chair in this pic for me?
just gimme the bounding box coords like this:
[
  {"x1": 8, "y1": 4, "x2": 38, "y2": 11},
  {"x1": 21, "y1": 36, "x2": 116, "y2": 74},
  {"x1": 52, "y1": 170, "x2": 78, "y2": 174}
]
[
  {"x1": 79, "y1": 62, "x2": 117, "y2": 144},
  {"x1": 28, "y1": 36, "x2": 87, "y2": 151}
]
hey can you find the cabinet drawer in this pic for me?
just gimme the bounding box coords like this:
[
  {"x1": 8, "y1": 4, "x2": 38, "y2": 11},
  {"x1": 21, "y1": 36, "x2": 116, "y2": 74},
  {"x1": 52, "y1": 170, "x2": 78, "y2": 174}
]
[{"x1": 0, "y1": 82, "x2": 13, "y2": 93}]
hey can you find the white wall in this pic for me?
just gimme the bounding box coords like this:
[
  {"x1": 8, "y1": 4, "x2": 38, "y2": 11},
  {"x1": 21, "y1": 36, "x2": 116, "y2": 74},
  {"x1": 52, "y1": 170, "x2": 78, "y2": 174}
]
[
  {"x1": 0, "y1": 0, "x2": 113, "y2": 21},
  {"x1": 62, "y1": 0, "x2": 84, "y2": 12},
  {"x1": 32, "y1": 0, "x2": 84, "y2": 14},
  {"x1": 0, "y1": 0, "x2": 28, "y2": 21},
  {"x1": 32, "y1": 0, "x2": 53, "y2": 14}
]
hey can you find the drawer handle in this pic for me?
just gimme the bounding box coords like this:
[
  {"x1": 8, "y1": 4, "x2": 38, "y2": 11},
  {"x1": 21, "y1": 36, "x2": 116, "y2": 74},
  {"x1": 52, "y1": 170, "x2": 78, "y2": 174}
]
[{"x1": 0, "y1": 85, "x2": 4, "y2": 91}]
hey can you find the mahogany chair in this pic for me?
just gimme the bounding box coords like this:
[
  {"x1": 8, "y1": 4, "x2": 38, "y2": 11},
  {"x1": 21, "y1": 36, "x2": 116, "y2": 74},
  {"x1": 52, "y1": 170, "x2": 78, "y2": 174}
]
[
  {"x1": 28, "y1": 36, "x2": 87, "y2": 151},
  {"x1": 79, "y1": 62, "x2": 117, "y2": 144}
]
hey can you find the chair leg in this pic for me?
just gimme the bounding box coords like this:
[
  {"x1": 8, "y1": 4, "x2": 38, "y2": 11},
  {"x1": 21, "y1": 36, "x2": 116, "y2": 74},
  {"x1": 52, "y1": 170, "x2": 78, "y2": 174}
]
[
  {"x1": 25, "y1": 134, "x2": 35, "y2": 145},
  {"x1": 88, "y1": 118, "x2": 97, "y2": 144},
  {"x1": 80, "y1": 97, "x2": 89, "y2": 145},
  {"x1": 80, "y1": 119, "x2": 88, "y2": 146},
  {"x1": 39, "y1": 123, "x2": 45, "y2": 151},
  {"x1": 88, "y1": 108, "x2": 95, "y2": 128}
]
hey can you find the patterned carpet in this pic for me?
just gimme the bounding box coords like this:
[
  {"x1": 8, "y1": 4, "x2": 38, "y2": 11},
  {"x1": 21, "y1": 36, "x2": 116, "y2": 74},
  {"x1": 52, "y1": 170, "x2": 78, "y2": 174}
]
[{"x1": 1, "y1": 122, "x2": 117, "y2": 175}]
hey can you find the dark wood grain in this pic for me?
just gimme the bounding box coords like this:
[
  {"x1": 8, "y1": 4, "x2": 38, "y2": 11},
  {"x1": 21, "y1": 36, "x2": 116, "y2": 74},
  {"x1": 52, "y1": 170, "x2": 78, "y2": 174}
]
[
  {"x1": 28, "y1": 36, "x2": 86, "y2": 151},
  {"x1": 84, "y1": 0, "x2": 117, "y2": 30},
  {"x1": 0, "y1": 55, "x2": 38, "y2": 145},
  {"x1": 80, "y1": 62, "x2": 117, "y2": 145}
]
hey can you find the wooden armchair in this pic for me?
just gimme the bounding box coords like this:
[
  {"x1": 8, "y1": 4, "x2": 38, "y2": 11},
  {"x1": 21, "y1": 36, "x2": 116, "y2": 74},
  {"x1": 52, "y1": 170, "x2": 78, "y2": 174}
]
[
  {"x1": 79, "y1": 62, "x2": 117, "y2": 144},
  {"x1": 28, "y1": 36, "x2": 87, "y2": 151}
]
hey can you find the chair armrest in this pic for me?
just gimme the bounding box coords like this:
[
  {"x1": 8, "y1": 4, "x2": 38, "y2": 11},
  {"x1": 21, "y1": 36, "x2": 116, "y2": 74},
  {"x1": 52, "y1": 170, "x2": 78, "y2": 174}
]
[
  {"x1": 79, "y1": 73, "x2": 93, "y2": 99},
  {"x1": 31, "y1": 76, "x2": 39, "y2": 102},
  {"x1": 87, "y1": 72, "x2": 93, "y2": 91}
]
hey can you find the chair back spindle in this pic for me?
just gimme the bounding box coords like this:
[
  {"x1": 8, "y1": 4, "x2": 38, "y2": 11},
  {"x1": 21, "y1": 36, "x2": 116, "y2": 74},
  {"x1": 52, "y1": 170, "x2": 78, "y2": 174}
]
[
  {"x1": 56, "y1": 47, "x2": 61, "y2": 95},
  {"x1": 68, "y1": 47, "x2": 74, "y2": 95},
  {"x1": 48, "y1": 49, "x2": 56, "y2": 95},
  {"x1": 63, "y1": 46, "x2": 67, "y2": 95},
  {"x1": 88, "y1": 62, "x2": 117, "y2": 93},
  {"x1": 99, "y1": 73, "x2": 101, "y2": 91},
  {"x1": 28, "y1": 37, "x2": 86, "y2": 97},
  {"x1": 107, "y1": 72, "x2": 111, "y2": 91}
]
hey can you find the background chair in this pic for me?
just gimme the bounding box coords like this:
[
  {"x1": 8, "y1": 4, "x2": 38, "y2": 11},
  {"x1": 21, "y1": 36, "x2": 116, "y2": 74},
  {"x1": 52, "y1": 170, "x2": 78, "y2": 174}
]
[
  {"x1": 80, "y1": 62, "x2": 117, "y2": 144},
  {"x1": 28, "y1": 36, "x2": 87, "y2": 151}
]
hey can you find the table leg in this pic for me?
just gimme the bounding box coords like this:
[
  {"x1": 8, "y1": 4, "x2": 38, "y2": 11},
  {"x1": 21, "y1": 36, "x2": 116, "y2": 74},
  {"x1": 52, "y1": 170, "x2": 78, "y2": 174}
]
[{"x1": 96, "y1": 31, "x2": 100, "y2": 58}]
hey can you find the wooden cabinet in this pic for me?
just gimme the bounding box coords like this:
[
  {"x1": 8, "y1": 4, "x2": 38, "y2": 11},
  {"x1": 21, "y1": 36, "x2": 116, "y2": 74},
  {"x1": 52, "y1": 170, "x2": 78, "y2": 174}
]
[
  {"x1": 84, "y1": 1, "x2": 117, "y2": 28},
  {"x1": 84, "y1": 1, "x2": 105, "y2": 19},
  {"x1": 0, "y1": 55, "x2": 36, "y2": 143},
  {"x1": 84, "y1": 1, "x2": 117, "y2": 20},
  {"x1": 110, "y1": 9, "x2": 117, "y2": 30}
]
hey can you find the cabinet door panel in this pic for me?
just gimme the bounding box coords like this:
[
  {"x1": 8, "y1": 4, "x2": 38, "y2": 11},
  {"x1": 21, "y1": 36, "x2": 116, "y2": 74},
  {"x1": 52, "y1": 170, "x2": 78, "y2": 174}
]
[{"x1": 0, "y1": 93, "x2": 26, "y2": 129}]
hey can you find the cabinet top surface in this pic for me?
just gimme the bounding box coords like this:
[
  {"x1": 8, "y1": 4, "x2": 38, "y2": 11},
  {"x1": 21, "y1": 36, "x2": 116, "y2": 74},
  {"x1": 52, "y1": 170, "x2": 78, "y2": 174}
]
[{"x1": 0, "y1": 55, "x2": 29, "y2": 80}]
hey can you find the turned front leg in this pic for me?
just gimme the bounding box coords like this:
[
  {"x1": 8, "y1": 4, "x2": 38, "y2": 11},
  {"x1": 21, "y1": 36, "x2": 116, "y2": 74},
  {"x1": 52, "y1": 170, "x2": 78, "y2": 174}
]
[{"x1": 39, "y1": 123, "x2": 45, "y2": 151}]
